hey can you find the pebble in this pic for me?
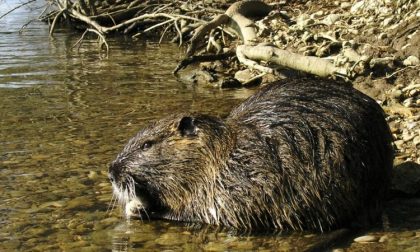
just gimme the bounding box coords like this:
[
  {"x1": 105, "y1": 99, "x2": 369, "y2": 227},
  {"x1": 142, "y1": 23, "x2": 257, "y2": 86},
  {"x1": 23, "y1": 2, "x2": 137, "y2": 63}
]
[
  {"x1": 88, "y1": 171, "x2": 98, "y2": 179},
  {"x1": 99, "y1": 182, "x2": 110, "y2": 187},
  {"x1": 203, "y1": 241, "x2": 228, "y2": 251},
  {"x1": 390, "y1": 89, "x2": 402, "y2": 99},
  {"x1": 155, "y1": 233, "x2": 189, "y2": 246},
  {"x1": 403, "y1": 98, "x2": 414, "y2": 107},
  {"x1": 65, "y1": 196, "x2": 94, "y2": 210},
  {"x1": 403, "y1": 56, "x2": 420, "y2": 66},
  {"x1": 323, "y1": 14, "x2": 340, "y2": 26},
  {"x1": 354, "y1": 235, "x2": 379, "y2": 243},
  {"x1": 394, "y1": 140, "x2": 405, "y2": 149},
  {"x1": 39, "y1": 200, "x2": 66, "y2": 209},
  {"x1": 379, "y1": 235, "x2": 389, "y2": 242},
  {"x1": 340, "y1": 2, "x2": 351, "y2": 9},
  {"x1": 413, "y1": 136, "x2": 420, "y2": 147},
  {"x1": 399, "y1": 231, "x2": 416, "y2": 238},
  {"x1": 234, "y1": 69, "x2": 254, "y2": 84}
]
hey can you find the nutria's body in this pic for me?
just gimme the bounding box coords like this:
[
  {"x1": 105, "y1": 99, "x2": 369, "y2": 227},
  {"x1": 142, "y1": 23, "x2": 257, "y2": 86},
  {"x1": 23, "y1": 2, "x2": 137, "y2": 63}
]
[{"x1": 109, "y1": 78, "x2": 393, "y2": 231}]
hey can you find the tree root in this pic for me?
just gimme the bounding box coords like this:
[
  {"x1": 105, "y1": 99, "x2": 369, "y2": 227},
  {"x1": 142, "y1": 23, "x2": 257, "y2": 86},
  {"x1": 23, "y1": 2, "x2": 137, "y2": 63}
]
[
  {"x1": 186, "y1": 0, "x2": 272, "y2": 56},
  {"x1": 237, "y1": 45, "x2": 348, "y2": 78}
]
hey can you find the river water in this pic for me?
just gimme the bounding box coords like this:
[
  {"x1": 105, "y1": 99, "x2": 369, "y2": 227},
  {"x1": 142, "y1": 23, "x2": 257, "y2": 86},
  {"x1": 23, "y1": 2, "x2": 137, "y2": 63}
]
[{"x1": 1, "y1": 1, "x2": 419, "y2": 251}]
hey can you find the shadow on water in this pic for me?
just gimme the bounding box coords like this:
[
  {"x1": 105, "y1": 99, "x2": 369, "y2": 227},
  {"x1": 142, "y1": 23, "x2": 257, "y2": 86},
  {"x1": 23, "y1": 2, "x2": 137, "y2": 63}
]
[{"x1": 0, "y1": 0, "x2": 419, "y2": 251}]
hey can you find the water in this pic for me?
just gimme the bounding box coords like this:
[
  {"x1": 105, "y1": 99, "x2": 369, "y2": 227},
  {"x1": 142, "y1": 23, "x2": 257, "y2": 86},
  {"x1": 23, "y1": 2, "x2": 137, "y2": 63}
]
[{"x1": 1, "y1": 1, "x2": 419, "y2": 251}]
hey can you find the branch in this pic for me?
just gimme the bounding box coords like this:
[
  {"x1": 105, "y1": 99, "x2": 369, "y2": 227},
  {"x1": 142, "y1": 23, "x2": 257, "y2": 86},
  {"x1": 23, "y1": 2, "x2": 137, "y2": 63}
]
[
  {"x1": 0, "y1": 0, "x2": 37, "y2": 20},
  {"x1": 186, "y1": 0, "x2": 272, "y2": 56},
  {"x1": 237, "y1": 45, "x2": 348, "y2": 78}
]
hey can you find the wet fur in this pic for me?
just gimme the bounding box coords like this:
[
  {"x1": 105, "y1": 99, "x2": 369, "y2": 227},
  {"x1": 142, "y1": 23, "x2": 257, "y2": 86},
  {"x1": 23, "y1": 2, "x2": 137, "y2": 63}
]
[{"x1": 109, "y1": 78, "x2": 393, "y2": 231}]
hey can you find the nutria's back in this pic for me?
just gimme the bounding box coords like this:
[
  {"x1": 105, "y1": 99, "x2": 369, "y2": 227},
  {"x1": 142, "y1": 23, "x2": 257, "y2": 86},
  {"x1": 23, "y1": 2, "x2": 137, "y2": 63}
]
[{"x1": 109, "y1": 78, "x2": 393, "y2": 231}]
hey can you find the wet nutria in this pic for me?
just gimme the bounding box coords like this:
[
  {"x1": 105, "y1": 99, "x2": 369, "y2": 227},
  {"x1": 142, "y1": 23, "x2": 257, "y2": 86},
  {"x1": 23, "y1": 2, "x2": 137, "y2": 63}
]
[{"x1": 109, "y1": 78, "x2": 393, "y2": 231}]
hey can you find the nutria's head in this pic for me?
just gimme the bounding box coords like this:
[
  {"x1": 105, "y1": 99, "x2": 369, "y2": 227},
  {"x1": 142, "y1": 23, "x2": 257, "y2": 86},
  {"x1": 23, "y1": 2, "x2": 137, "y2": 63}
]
[{"x1": 109, "y1": 114, "x2": 230, "y2": 223}]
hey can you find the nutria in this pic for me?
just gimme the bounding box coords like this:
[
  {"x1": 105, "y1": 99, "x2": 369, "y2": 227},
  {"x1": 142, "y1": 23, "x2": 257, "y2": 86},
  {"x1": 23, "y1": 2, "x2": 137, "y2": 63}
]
[{"x1": 108, "y1": 78, "x2": 393, "y2": 231}]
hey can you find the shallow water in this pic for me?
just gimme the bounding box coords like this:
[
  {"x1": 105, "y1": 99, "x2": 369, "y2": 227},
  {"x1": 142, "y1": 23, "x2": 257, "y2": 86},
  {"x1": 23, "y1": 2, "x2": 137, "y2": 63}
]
[{"x1": 0, "y1": 1, "x2": 419, "y2": 251}]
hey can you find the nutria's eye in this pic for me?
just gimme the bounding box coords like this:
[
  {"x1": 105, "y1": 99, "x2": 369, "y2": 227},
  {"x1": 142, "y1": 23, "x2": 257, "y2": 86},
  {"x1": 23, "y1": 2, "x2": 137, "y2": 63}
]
[{"x1": 141, "y1": 141, "x2": 153, "y2": 150}]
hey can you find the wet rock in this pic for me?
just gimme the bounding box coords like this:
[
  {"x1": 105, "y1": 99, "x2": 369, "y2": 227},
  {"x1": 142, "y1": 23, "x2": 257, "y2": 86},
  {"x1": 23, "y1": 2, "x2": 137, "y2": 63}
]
[
  {"x1": 65, "y1": 196, "x2": 94, "y2": 210},
  {"x1": 220, "y1": 77, "x2": 242, "y2": 88},
  {"x1": 155, "y1": 232, "x2": 189, "y2": 246},
  {"x1": 203, "y1": 241, "x2": 228, "y2": 251},
  {"x1": 87, "y1": 171, "x2": 99, "y2": 179},
  {"x1": 392, "y1": 162, "x2": 420, "y2": 195},
  {"x1": 39, "y1": 200, "x2": 66, "y2": 209},
  {"x1": 354, "y1": 235, "x2": 379, "y2": 243},
  {"x1": 399, "y1": 231, "x2": 416, "y2": 238},
  {"x1": 1, "y1": 239, "x2": 21, "y2": 250}
]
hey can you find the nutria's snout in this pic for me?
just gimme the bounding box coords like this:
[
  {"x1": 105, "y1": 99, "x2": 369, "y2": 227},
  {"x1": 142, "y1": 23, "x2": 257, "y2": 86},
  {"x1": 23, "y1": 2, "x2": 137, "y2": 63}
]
[
  {"x1": 108, "y1": 157, "x2": 169, "y2": 219},
  {"x1": 108, "y1": 160, "x2": 123, "y2": 184}
]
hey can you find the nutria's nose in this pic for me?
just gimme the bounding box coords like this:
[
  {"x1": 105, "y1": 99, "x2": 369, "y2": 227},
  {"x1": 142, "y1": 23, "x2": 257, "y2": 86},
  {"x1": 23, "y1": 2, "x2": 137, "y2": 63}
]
[{"x1": 108, "y1": 160, "x2": 125, "y2": 183}]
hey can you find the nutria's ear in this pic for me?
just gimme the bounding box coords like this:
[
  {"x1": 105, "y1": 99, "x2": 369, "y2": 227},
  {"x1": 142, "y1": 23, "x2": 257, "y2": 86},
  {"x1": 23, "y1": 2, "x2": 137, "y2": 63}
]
[{"x1": 178, "y1": 116, "x2": 197, "y2": 136}]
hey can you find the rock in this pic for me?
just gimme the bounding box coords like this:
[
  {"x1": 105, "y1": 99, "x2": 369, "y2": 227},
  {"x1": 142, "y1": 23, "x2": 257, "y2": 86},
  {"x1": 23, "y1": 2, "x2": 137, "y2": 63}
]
[
  {"x1": 39, "y1": 200, "x2": 66, "y2": 209},
  {"x1": 379, "y1": 235, "x2": 388, "y2": 242},
  {"x1": 390, "y1": 89, "x2": 402, "y2": 99},
  {"x1": 87, "y1": 171, "x2": 98, "y2": 179},
  {"x1": 354, "y1": 235, "x2": 379, "y2": 243},
  {"x1": 392, "y1": 161, "x2": 420, "y2": 195},
  {"x1": 413, "y1": 136, "x2": 420, "y2": 147},
  {"x1": 323, "y1": 14, "x2": 340, "y2": 26},
  {"x1": 402, "y1": 97, "x2": 414, "y2": 107},
  {"x1": 399, "y1": 231, "x2": 416, "y2": 238},
  {"x1": 340, "y1": 2, "x2": 352, "y2": 9},
  {"x1": 394, "y1": 139, "x2": 405, "y2": 149},
  {"x1": 220, "y1": 77, "x2": 242, "y2": 88},
  {"x1": 403, "y1": 56, "x2": 420, "y2": 66},
  {"x1": 234, "y1": 69, "x2": 254, "y2": 83}
]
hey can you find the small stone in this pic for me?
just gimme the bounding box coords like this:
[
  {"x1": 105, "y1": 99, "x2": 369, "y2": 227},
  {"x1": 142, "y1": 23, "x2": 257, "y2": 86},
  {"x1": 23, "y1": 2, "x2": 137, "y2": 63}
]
[
  {"x1": 234, "y1": 69, "x2": 254, "y2": 84},
  {"x1": 323, "y1": 14, "x2": 340, "y2": 26},
  {"x1": 39, "y1": 200, "x2": 65, "y2": 208},
  {"x1": 403, "y1": 97, "x2": 414, "y2": 107},
  {"x1": 390, "y1": 89, "x2": 402, "y2": 99},
  {"x1": 379, "y1": 235, "x2": 388, "y2": 242},
  {"x1": 406, "y1": 121, "x2": 418, "y2": 129},
  {"x1": 378, "y1": 33, "x2": 387, "y2": 40},
  {"x1": 382, "y1": 16, "x2": 394, "y2": 26},
  {"x1": 403, "y1": 56, "x2": 420, "y2": 66},
  {"x1": 203, "y1": 241, "x2": 228, "y2": 251},
  {"x1": 354, "y1": 235, "x2": 379, "y2": 243},
  {"x1": 394, "y1": 140, "x2": 405, "y2": 149},
  {"x1": 87, "y1": 171, "x2": 98, "y2": 179},
  {"x1": 332, "y1": 249, "x2": 345, "y2": 252},
  {"x1": 413, "y1": 136, "x2": 420, "y2": 147},
  {"x1": 340, "y1": 2, "x2": 351, "y2": 9},
  {"x1": 399, "y1": 231, "x2": 416, "y2": 238}
]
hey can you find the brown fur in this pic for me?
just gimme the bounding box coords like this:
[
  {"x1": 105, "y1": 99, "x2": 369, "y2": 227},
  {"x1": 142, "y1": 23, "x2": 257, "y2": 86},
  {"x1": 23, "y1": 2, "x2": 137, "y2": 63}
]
[{"x1": 109, "y1": 78, "x2": 393, "y2": 231}]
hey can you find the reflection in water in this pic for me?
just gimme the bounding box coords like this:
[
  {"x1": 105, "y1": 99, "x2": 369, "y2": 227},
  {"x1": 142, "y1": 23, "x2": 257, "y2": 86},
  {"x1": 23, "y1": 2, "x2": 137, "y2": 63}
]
[{"x1": 1, "y1": 1, "x2": 419, "y2": 251}]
